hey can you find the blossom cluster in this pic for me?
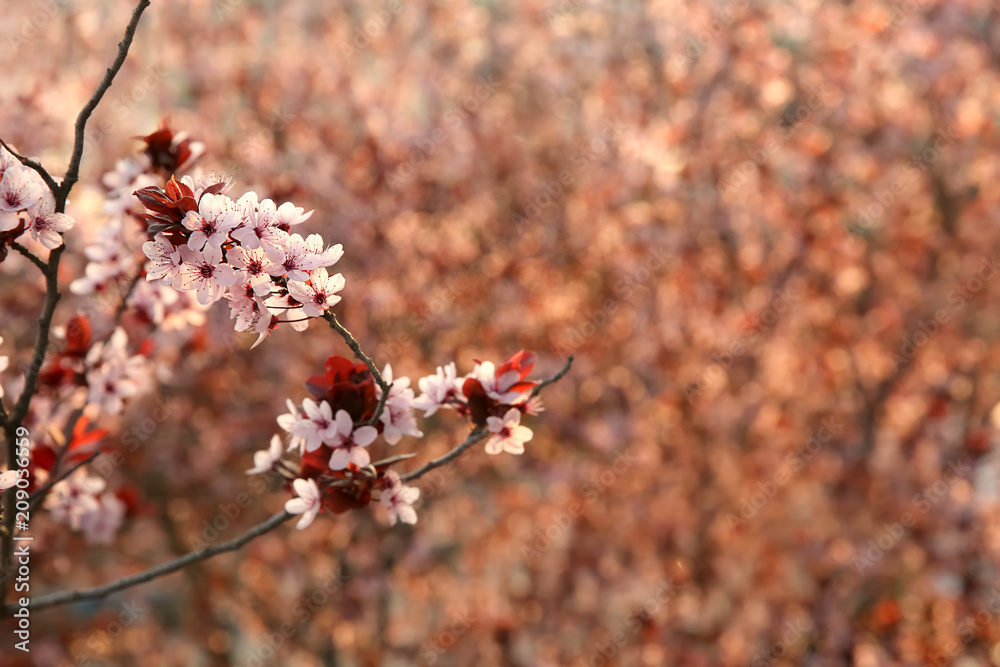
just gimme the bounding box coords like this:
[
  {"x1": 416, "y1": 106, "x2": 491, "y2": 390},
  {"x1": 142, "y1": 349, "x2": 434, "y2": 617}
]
[
  {"x1": 43, "y1": 468, "x2": 127, "y2": 545},
  {"x1": 137, "y1": 176, "x2": 345, "y2": 347},
  {"x1": 0, "y1": 146, "x2": 75, "y2": 253},
  {"x1": 248, "y1": 350, "x2": 546, "y2": 529}
]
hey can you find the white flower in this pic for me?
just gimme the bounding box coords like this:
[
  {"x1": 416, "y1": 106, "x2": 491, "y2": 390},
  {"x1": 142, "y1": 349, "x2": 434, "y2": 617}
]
[
  {"x1": 380, "y1": 471, "x2": 420, "y2": 525},
  {"x1": 470, "y1": 361, "x2": 530, "y2": 404},
  {"x1": 84, "y1": 328, "x2": 147, "y2": 415},
  {"x1": 274, "y1": 201, "x2": 313, "y2": 231},
  {"x1": 247, "y1": 434, "x2": 284, "y2": 474},
  {"x1": 177, "y1": 245, "x2": 238, "y2": 305},
  {"x1": 44, "y1": 469, "x2": 106, "y2": 530},
  {"x1": 285, "y1": 478, "x2": 321, "y2": 530},
  {"x1": 232, "y1": 197, "x2": 289, "y2": 251},
  {"x1": 0, "y1": 469, "x2": 20, "y2": 491},
  {"x1": 286, "y1": 267, "x2": 345, "y2": 317},
  {"x1": 0, "y1": 165, "x2": 44, "y2": 230},
  {"x1": 485, "y1": 408, "x2": 533, "y2": 455},
  {"x1": 142, "y1": 233, "x2": 184, "y2": 287},
  {"x1": 327, "y1": 410, "x2": 377, "y2": 470},
  {"x1": 291, "y1": 398, "x2": 339, "y2": 452},
  {"x1": 182, "y1": 193, "x2": 239, "y2": 250},
  {"x1": 412, "y1": 362, "x2": 460, "y2": 416},
  {"x1": 376, "y1": 365, "x2": 423, "y2": 444},
  {"x1": 276, "y1": 398, "x2": 307, "y2": 452},
  {"x1": 27, "y1": 195, "x2": 74, "y2": 249},
  {"x1": 230, "y1": 246, "x2": 277, "y2": 296},
  {"x1": 78, "y1": 493, "x2": 126, "y2": 545},
  {"x1": 265, "y1": 233, "x2": 317, "y2": 282},
  {"x1": 303, "y1": 233, "x2": 343, "y2": 269}
]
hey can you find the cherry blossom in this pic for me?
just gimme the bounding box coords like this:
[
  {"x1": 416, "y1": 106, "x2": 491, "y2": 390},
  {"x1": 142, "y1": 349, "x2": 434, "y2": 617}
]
[
  {"x1": 44, "y1": 468, "x2": 107, "y2": 530},
  {"x1": 0, "y1": 469, "x2": 19, "y2": 491},
  {"x1": 286, "y1": 267, "x2": 345, "y2": 317},
  {"x1": 246, "y1": 435, "x2": 285, "y2": 474},
  {"x1": 274, "y1": 201, "x2": 313, "y2": 232},
  {"x1": 143, "y1": 233, "x2": 184, "y2": 287},
  {"x1": 412, "y1": 362, "x2": 460, "y2": 416},
  {"x1": 231, "y1": 197, "x2": 288, "y2": 250},
  {"x1": 485, "y1": 408, "x2": 534, "y2": 455},
  {"x1": 376, "y1": 364, "x2": 423, "y2": 444},
  {"x1": 265, "y1": 233, "x2": 321, "y2": 282},
  {"x1": 78, "y1": 493, "x2": 127, "y2": 545},
  {"x1": 84, "y1": 328, "x2": 147, "y2": 415},
  {"x1": 183, "y1": 193, "x2": 239, "y2": 250},
  {"x1": 380, "y1": 471, "x2": 420, "y2": 525},
  {"x1": 328, "y1": 409, "x2": 377, "y2": 470},
  {"x1": 291, "y1": 398, "x2": 339, "y2": 452},
  {"x1": 27, "y1": 194, "x2": 75, "y2": 249},
  {"x1": 230, "y1": 246, "x2": 278, "y2": 296},
  {"x1": 469, "y1": 360, "x2": 532, "y2": 404},
  {"x1": 178, "y1": 245, "x2": 238, "y2": 305},
  {"x1": 0, "y1": 165, "x2": 45, "y2": 230},
  {"x1": 285, "y1": 478, "x2": 321, "y2": 530}
]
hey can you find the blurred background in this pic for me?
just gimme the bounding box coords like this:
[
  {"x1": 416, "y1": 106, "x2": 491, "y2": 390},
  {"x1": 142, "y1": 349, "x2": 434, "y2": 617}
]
[{"x1": 2, "y1": 0, "x2": 1000, "y2": 664}]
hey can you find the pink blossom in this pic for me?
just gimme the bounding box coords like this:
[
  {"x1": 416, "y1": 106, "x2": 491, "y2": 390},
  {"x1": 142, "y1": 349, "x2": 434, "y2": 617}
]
[
  {"x1": 285, "y1": 478, "x2": 321, "y2": 529},
  {"x1": 291, "y1": 398, "x2": 339, "y2": 452},
  {"x1": 182, "y1": 193, "x2": 239, "y2": 250},
  {"x1": 485, "y1": 408, "x2": 534, "y2": 455},
  {"x1": 328, "y1": 410, "x2": 377, "y2": 470},
  {"x1": 286, "y1": 267, "x2": 345, "y2": 317},
  {"x1": 246, "y1": 434, "x2": 284, "y2": 474},
  {"x1": 177, "y1": 245, "x2": 238, "y2": 305},
  {"x1": 412, "y1": 362, "x2": 460, "y2": 416},
  {"x1": 380, "y1": 471, "x2": 420, "y2": 525}
]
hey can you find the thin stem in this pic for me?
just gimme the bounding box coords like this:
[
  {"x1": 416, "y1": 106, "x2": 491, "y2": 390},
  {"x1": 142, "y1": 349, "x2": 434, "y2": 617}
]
[
  {"x1": 6, "y1": 512, "x2": 295, "y2": 614},
  {"x1": 322, "y1": 312, "x2": 392, "y2": 426},
  {"x1": 10, "y1": 241, "x2": 49, "y2": 273},
  {"x1": 57, "y1": 0, "x2": 152, "y2": 212},
  {"x1": 531, "y1": 356, "x2": 574, "y2": 398},
  {"x1": 0, "y1": 138, "x2": 59, "y2": 195},
  {"x1": 28, "y1": 452, "x2": 98, "y2": 514},
  {"x1": 402, "y1": 427, "x2": 487, "y2": 482},
  {"x1": 0, "y1": 354, "x2": 574, "y2": 616}
]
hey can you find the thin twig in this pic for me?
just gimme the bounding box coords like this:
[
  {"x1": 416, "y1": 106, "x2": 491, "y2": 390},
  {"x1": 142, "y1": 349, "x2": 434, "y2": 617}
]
[
  {"x1": 6, "y1": 354, "x2": 574, "y2": 615},
  {"x1": 28, "y1": 452, "x2": 98, "y2": 514},
  {"x1": 10, "y1": 241, "x2": 50, "y2": 273},
  {"x1": 57, "y1": 0, "x2": 152, "y2": 211},
  {"x1": 5, "y1": 512, "x2": 295, "y2": 614},
  {"x1": 530, "y1": 356, "x2": 574, "y2": 398},
  {"x1": 402, "y1": 427, "x2": 488, "y2": 482},
  {"x1": 0, "y1": 138, "x2": 59, "y2": 195},
  {"x1": 322, "y1": 312, "x2": 392, "y2": 425}
]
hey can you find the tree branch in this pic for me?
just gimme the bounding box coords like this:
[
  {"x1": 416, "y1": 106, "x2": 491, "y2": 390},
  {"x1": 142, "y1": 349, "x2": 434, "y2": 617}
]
[
  {"x1": 0, "y1": 138, "x2": 59, "y2": 195},
  {"x1": 5, "y1": 355, "x2": 574, "y2": 615},
  {"x1": 10, "y1": 241, "x2": 49, "y2": 273},
  {"x1": 322, "y1": 311, "x2": 392, "y2": 425},
  {"x1": 1, "y1": 0, "x2": 152, "y2": 610},
  {"x1": 56, "y1": 0, "x2": 152, "y2": 211},
  {"x1": 402, "y1": 427, "x2": 488, "y2": 482},
  {"x1": 5, "y1": 511, "x2": 295, "y2": 614}
]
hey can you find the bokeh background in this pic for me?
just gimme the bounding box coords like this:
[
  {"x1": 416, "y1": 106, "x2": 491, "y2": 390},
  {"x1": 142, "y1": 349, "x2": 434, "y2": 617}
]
[{"x1": 3, "y1": 0, "x2": 1000, "y2": 664}]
